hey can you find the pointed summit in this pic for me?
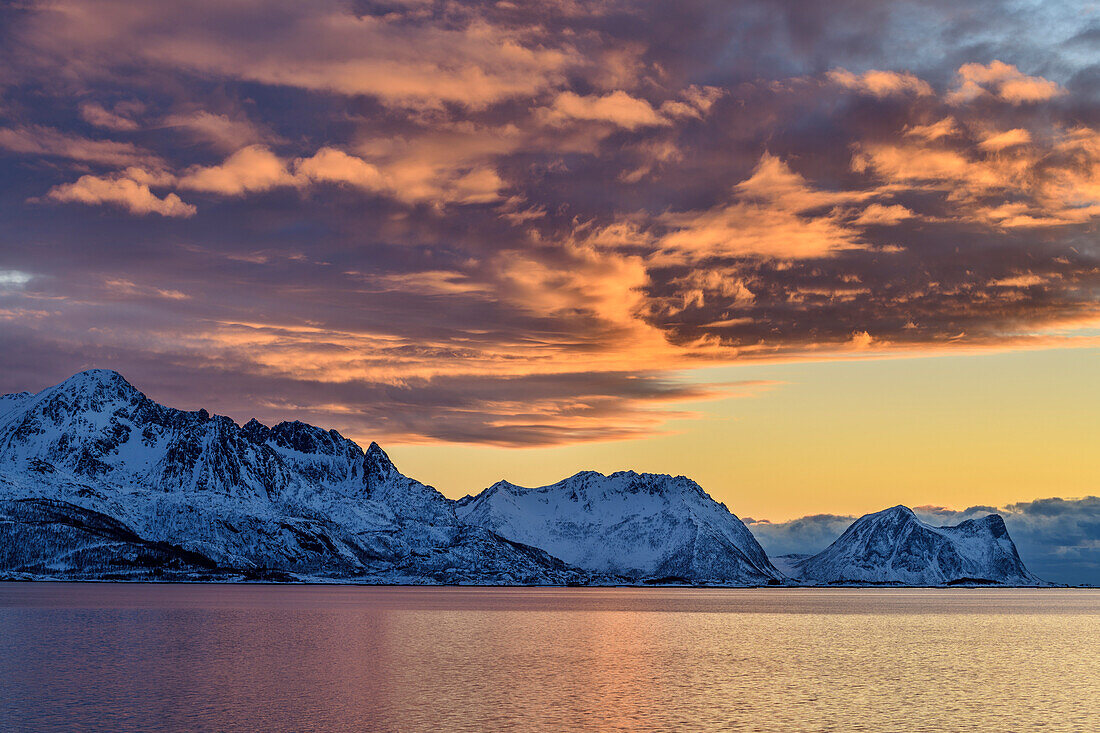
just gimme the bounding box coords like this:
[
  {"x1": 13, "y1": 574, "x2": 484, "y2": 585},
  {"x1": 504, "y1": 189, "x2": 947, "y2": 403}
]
[
  {"x1": 865, "y1": 504, "x2": 918, "y2": 524},
  {"x1": 364, "y1": 441, "x2": 395, "y2": 479},
  {"x1": 26, "y1": 368, "x2": 145, "y2": 420},
  {"x1": 71, "y1": 368, "x2": 125, "y2": 380},
  {"x1": 241, "y1": 418, "x2": 271, "y2": 445},
  {"x1": 54, "y1": 369, "x2": 138, "y2": 395}
]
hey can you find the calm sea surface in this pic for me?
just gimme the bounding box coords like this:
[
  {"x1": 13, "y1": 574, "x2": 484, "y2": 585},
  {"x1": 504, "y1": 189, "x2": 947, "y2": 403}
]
[{"x1": 0, "y1": 584, "x2": 1097, "y2": 732}]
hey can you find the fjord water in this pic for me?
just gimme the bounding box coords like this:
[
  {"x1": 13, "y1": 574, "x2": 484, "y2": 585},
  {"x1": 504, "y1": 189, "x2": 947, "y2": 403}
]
[{"x1": 1, "y1": 585, "x2": 1096, "y2": 732}]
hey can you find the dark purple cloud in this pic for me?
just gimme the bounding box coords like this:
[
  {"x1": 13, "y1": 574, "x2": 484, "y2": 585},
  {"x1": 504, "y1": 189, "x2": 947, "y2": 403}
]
[{"x1": 0, "y1": 0, "x2": 1098, "y2": 444}]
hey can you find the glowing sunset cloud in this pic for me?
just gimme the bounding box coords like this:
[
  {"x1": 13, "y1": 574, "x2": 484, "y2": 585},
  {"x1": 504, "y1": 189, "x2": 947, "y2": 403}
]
[{"x1": 0, "y1": 0, "x2": 1098, "y2": 523}]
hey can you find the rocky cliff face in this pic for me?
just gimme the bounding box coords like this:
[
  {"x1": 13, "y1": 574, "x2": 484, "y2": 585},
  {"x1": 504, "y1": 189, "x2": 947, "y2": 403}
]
[
  {"x1": 789, "y1": 505, "x2": 1042, "y2": 585},
  {"x1": 456, "y1": 470, "x2": 783, "y2": 584}
]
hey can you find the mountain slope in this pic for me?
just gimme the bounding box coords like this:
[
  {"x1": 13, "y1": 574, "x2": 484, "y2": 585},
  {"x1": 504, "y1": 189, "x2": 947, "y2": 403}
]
[
  {"x1": 0, "y1": 370, "x2": 587, "y2": 584},
  {"x1": 789, "y1": 505, "x2": 1042, "y2": 585},
  {"x1": 456, "y1": 470, "x2": 783, "y2": 584}
]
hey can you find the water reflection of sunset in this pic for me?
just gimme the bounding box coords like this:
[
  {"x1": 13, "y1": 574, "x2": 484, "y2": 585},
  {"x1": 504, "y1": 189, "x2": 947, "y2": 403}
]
[{"x1": 3, "y1": 586, "x2": 1097, "y2": 731}]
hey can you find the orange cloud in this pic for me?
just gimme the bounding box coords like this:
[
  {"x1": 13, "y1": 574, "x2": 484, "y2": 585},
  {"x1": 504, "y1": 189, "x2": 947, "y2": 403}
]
[
  {"x1": 295, "y1": 147, "x2": 387, "y2": 192},
  {"x1": 949, "y1": 61, "x2": 1064, "y2": 105},
  {"x1": 79, "y1": 102, "x2": 140, "y2": 131},
  {"x1": 46, "y1": 174, "x2": 195, "y2": 217},
  {"x1": 990, "y1": 274, "x2": 1046, "y2": 288},
  {"x1": 659, "y1": 85, "x2": 726, "y2": 119},
  {"x1": 656, "y1": 154, "x2": 877, "y2": 261},
  {"x1": 359, "y1": 270, "x2": 492, "y2": 296},
  {"x1": 978, "y1": 128, "x2": 1032, "y2": 151},
  {"x1": 489, "y1": 242, "x2": 651, "y2": 334},
  {"x1": 334, "y1": 142, "x2": 505, "y2": 205},
  {"x1": 542, "y1": 91, "x2": 670, "y2": 130},
  {"x1": 95, "y1": 139, "x2": 508, "y2": 209},
  {"x1": 850, "y1": 203, "x2": 915, "y2": 225},
  {"x1": 103, "y1": 278, "x2": 190, "y2": 300},
  {"x1": 178, "y1": 145, "x2": 296, "y2": 195},
  {"x1": 851, "y1": 142, "x2": 1008, "y2": 193},
  {"x1": 852, "y1": 123, "x2": 1100, "y2": 229},
  {"x1": 4, "y1": 2, "x2": 1100, "y2": 452},
  {"x1": 102, "y1": 8, "x2": 574, "y2": 110},
  {"x1": 658, "y1": 268, "x2": 755, "y2": 317},
  {"x1": 351, "y1": 124, "x2": 519, "y2": 205},
  {"x1": 827, "y1": 68, "x2": 933, "y2": 97},
  {"x1": 904, "y1": 117, "x2": 959, "y2": 141},
  {"x1": 163, "y1": 111, "x2": 275, "y2": 152}
]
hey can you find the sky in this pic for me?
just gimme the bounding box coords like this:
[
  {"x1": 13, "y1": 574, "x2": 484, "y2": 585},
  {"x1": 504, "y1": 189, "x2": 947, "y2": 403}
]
[{"x1": 0, "y1": 1, "x2": 1098, "y2": 580}]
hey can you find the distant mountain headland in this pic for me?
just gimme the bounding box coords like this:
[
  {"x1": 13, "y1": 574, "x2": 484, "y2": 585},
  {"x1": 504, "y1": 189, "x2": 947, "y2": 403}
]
[{"x1": 0, "y1": 370, "x2": 1047, "y2": 586}]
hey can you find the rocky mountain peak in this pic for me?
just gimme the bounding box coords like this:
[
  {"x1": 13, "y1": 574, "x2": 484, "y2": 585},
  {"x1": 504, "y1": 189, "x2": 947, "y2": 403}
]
[
  {"x1": 0, "y1": 369, "x2": 590, "y2": 585},
  {"x1": 791, "y1": 504, "x2": 1041, "y2": 585},
  {"x1": 241, "y1": 418, "x2": 271, "y2": 444},
  {"x1": 269, "y1": 420, "x2": 358, "y2": 458},
  {"x1": 364, "y1": 441, "x2": 397, "y2": 482},
  {"x1": 38, "y1": 368, "x2": 144, "y2": 412},
  {"x1": 55, "y1": 368, "x2": 138, "y2": 396},
  {"x1": 457, "y1": 468, "x2": 781, "y2": 584},
  {"x1": 952, "y1": 513, "x2": 1010, "y2": 538},
  {"x1": 871, "y1": 505, "x2": 917, "y2": 521}
]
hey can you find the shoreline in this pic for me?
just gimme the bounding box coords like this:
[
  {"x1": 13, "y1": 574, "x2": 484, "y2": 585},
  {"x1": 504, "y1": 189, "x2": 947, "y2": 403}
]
[{"x1": 1, "y1": 578, "x2": 1090, "y2": 589}]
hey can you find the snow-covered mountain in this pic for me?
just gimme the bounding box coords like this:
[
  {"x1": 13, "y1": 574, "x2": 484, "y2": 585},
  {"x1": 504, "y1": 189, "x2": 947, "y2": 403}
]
[
  {"x1": 788, "y1": 505, "x2": 1043, "y2": 585},
  {"x1": 0, "y1": 370, "x2": 1048, "y2": 587},
  {"x1": 456, "y1": 471, "x2": 783, "y2": 584},
  {"x1": 0, "y1": 369, "x2": 587, "y2": 584}
]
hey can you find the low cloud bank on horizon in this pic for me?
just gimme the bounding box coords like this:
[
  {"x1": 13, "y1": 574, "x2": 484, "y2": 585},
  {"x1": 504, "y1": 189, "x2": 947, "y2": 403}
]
[{"x1": 746, "y1": 497, "x2": 1100, "y2": 585}]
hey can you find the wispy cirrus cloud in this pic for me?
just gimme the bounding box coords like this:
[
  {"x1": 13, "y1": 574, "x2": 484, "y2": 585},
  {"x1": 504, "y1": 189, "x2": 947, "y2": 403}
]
[
  {"x1": 79, "y1": 101, "x2": 141, "y2": 131},
  {"x1": 0, "y1": 125, "x2": 160, "y2": 168},
  {"x1": 162, "y1": 110, "x2": 276, "y2": 152},
  {"x1": 11, "y1": 0, "x2": 583, "y2": 110}
]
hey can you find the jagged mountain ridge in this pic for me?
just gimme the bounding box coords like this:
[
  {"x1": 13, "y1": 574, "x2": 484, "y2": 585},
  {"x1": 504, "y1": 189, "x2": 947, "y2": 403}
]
[
  {"x1": 456, "y1": 471, "x2": 783, "y2": 584},
  {"x1": 789, "y1": 505, "x2": 1042, "y2": 585},
  {"x1": 0, "y1": 370, "x2": 587, "y2": 583},
  {"x1": 0, "y1": 370, "x2": 1045, "y2": 586}
]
